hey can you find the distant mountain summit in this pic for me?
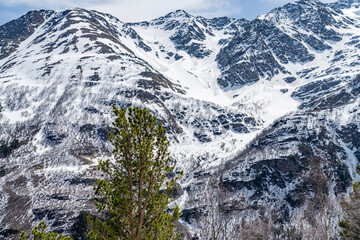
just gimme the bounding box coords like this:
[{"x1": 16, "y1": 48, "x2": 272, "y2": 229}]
[
  {"x1": 0, "y1": 10, "x2": 53, "y2": 59},
  {"x1": 332, "y1": 0, "x2": 360, "y2": 8},
  {"x1": 1, "y1": 1, "x2": 360, "y2": 238}
]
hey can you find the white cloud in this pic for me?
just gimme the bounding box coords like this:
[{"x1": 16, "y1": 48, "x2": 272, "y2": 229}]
[
  {"x1": 90, "y1": 0, "x2": 242, "y2": 22},
  {"x1": 0, "y1": 0, "x2": 339, "y2": 24},
  {"x1": 0, "y1": 0, "x2": 242, "y2": 22}
]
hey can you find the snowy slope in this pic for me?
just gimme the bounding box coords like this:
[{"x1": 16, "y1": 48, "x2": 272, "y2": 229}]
[{"x1": 0, "y1": 0, "x2": 360, "y2": 238}]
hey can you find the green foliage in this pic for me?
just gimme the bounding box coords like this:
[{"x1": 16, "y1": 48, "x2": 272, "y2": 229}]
[
  {"x1": 338, "y1": 164, "x2": 360, "y2": 239},
  {"x1": 70, "y1": 211, "x2": 92, "y2": 240},
  {"x1": 20, "y1": 221, "x2": 72, "y2": 240},
  {"x1": 88, "y1": 106, "x2": 181, "y2": 240}
]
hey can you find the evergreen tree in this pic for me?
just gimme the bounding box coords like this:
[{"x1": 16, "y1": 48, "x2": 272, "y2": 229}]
[
  {"x1": 338, "y1": 164, "x2": 360, "y2": 239},
  {"x1": 70, "y1": 211, "x2": 92, "y2": 240},
  {"x1": 20, "y1": 221, "x2": 72, "y2": 240},
  {"x1": 88, "y1": 106, "x2": 181, "y2": 240}
]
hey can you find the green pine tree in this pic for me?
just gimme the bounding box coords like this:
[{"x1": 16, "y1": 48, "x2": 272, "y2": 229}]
[
  {"x1": 88, "y1": 106, "x2": 181, "y2": 240},
  {"x1": 20, "y1": 221, "x2": 72, "y2": 240},
  {"x1": 338, "y1": 164, "x2": 360, "y2": 239}
]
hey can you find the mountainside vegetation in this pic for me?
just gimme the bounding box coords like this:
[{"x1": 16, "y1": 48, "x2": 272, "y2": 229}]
[
  {"x1": 87, "y1": 106, "x2": 181, "y2": 240},
  {"x1": 338, "y1": 164, "x2": 360, "y2": 239},
  {"x1": 1, "y1": 0, "x2": 360, "y2": 239}
]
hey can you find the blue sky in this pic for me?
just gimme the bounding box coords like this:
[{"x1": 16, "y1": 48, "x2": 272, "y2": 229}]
[{"x1": 0, "y1": 0, "x2": 336, "y2": 26}]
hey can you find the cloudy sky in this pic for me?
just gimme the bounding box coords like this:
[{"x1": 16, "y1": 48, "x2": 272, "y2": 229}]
[{"x1": 0, "y1": 0, "x2": 337, "y2": 25}]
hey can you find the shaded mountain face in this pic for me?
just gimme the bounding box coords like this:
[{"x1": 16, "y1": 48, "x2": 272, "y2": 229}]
[
  {"x1": 0, "y1": 0, "x2": 360, "y2": 238},
  {"x1": 0, "y1": 10, "x2": 53, "y2": 60},
  {"x1": 331, "y1": 0, "x2": 360, "y2": 8}
]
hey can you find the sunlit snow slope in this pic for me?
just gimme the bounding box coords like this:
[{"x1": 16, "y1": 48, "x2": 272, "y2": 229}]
[{"x1": 1, "y1": 0, "x2": 360, "y2": 238}]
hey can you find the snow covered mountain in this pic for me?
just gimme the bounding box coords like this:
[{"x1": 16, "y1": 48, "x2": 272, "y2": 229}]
[{"x1": 1, "y1": 0, "x2": 360, "y2": 238}]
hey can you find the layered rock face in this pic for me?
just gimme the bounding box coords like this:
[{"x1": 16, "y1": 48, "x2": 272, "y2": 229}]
[{"x1": 1, "y1": 0, "x2": 360, "y2": 238}]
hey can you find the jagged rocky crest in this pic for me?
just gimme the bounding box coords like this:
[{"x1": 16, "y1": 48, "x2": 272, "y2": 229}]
[{"x1": 0, "y1": 0, "x2": 360, "y2": 238}]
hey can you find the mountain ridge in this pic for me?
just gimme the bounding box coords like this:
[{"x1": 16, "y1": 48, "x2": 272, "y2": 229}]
[{"x1": 1, "y1": 0, "x2": 360, "y2": 238}]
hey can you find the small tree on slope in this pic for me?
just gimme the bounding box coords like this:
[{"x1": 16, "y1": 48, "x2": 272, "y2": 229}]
[
  {"x1": 20, "y1": 221, "x2": 72, "y2": 240},
  {"x1": 88, "y1": 106, "x2": 181, "y2": 240},
  {"x1": 338, "y1": 164, "x2": 360, "y2": 240}
]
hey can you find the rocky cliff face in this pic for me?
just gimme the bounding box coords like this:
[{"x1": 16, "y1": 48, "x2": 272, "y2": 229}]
[{"x1": 1, "y1": 0, "x2": 360, "y2": 238}]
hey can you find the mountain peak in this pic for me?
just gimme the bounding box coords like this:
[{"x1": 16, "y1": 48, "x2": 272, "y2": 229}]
[
  {"x1": 291, "y1": 0, "x2": 327, "y2": 8},
  {"x1": 0, "y1": 9, "x2": 53, "y2": 59},
  {"x1": 164, "y1": 9, "x2": 191, "y2": 19},
  {"x1": 2, "y1": 4, "x2": 360, "y2": 240},
  {"x1": 144, "y1": 9, "x2": 193, "y2": 27},
  {"x1": 331, "y1": 0, "x2": 360, "y2": 9},
  {"x1": 296, "y1": 0, "x2": 321, "y2": 3}
]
